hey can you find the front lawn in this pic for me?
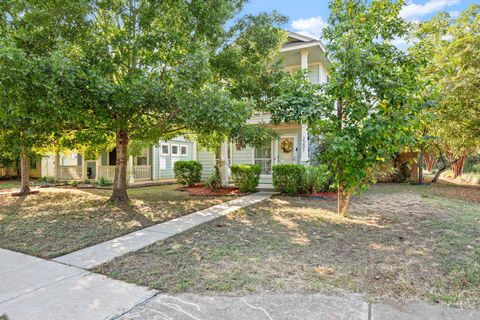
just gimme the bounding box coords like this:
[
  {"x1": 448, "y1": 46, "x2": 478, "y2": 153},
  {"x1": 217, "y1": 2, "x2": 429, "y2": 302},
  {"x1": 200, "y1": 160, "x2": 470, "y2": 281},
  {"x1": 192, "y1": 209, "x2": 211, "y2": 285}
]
[
  {"x1": 0, "y1": 184, "x2": 236, "y2": 258},
  {"x1": 95, "y1": 183, "x2": 480, "y2": 308},
  {"x1": 0, "y1": 180, "x2": 20, "y2": 191}
]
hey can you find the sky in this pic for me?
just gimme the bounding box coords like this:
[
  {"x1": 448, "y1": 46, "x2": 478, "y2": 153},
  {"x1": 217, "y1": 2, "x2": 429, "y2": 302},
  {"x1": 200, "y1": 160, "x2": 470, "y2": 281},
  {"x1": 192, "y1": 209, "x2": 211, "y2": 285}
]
[{"x1": 237, "y1": 0, "x2": 479, "y2": 48}]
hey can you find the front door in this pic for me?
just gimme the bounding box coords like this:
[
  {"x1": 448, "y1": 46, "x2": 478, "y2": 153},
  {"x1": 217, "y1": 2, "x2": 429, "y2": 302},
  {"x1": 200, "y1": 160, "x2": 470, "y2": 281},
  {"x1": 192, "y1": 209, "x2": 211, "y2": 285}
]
[
  {"x1": 87, "y1": 161, "x2": 96, "y2": 179},
  {"x1": 279, "y1": 137, "x2": 295, "y2": 164}
]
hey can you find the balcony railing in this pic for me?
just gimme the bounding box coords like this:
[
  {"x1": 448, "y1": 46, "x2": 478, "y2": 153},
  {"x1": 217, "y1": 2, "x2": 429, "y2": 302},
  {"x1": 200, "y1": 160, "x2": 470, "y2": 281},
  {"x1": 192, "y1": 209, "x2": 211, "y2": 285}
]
[
  {"x1": 98, "y1": 166, "x2": 116, "y2": 181},
  {"x1": 133, "y1": 165, "x2": 151, "y2": 181},
  {"x1": 98, "y1": 165, "x2": 151, "y2": 182},
  {"x1": 59, "y1": 166, "x2": 82, "y2": 181}
]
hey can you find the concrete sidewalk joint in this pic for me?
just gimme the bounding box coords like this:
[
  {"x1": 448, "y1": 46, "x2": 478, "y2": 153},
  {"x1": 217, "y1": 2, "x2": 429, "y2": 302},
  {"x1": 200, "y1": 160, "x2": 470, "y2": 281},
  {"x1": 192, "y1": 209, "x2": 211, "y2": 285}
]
[{"x1": 53, "y1": 191, "x2": 275, "y2": 269}]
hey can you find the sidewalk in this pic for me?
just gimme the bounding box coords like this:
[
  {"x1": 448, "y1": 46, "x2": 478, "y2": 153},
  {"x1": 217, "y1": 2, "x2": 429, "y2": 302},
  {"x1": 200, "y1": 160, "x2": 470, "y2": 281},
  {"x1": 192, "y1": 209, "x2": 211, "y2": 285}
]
[
  {"x1": 54, "y1": 191, "x2": 276, "y2": 269},
  {"x1": 2, "y1": 249, "x2": 479, "y2": 319},
  {"x1": 119, "y1": 293, "x2": 480, "y2": 320},
  {"x1": 0, "y1": 248, "x2": 157, "y2": 320}
]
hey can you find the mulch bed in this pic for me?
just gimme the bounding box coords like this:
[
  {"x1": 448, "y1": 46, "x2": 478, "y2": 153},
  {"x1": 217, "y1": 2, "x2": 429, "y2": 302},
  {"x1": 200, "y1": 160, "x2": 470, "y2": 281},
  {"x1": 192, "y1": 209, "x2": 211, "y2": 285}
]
[
  {"x1": 309, "y1": 191, "x2": 337, "y2": 198},
  {"x1": 274, "y1": 191, "x2": 337, "y2": 198},
  {"x1": 176, "y1": 184, "x2": 242, "y2": 196}
]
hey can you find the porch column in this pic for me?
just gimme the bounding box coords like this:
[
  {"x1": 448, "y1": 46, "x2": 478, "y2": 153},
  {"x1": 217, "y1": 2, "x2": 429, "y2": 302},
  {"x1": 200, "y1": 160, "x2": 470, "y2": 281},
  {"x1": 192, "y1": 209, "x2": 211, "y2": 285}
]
[
  {"x1": 81, "y1": 155, "x2": 87, "y2": 181},
  {"x1": 128, "y1": 155, "x2": 135, "y2": 184},
  {"x1": 54, "y1": 153, "x2": 60, "y2": 181},
  {"x1": 300, "y1": 50, "x2": 309, "y2": 165},
  {"x1": 301, "y1": 49, "x2": 308, "y2": 70},
  {"x1": 95, "y1": 158, "x2": 100, "y2": 181},
  {"x1": 300, "y1": 124, "x2": 309, "y2": 164},
  {"x1": 273, "y1": 138, "x2": 279, "y2": 165},
  {"x1": 192, "y1": 141, "x2": 198, "y2": 161},
  {"x1": 220, "y1": 141, "x2": 229, "y2": 186}
]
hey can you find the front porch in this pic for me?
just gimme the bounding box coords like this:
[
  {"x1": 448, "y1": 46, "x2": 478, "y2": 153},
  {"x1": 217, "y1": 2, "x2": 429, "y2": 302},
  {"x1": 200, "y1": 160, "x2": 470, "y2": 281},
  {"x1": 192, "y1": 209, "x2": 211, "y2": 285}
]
[
  {"x1": 51, "y1": 148, "x2": 154, "y2": 184},
  {"x1": 56, "y1": 164, "x2": 153, "y2": 182},
  {"x1": 214, "y1": 123, "x2": 310, "y2": 188}
]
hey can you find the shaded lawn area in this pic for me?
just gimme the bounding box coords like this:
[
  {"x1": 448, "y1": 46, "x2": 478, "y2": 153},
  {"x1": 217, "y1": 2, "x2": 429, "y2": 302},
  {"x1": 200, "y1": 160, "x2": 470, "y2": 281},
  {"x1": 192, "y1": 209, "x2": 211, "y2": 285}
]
[
  {"x1": 0, "y1": 184, "x2": 236, "y2": 258},
  {"x1": 95, "y1": 183, "x2": 480, "y2": 308},
  {"x1": 0, "y1": 180, "x2": 20, "y2": 191}
]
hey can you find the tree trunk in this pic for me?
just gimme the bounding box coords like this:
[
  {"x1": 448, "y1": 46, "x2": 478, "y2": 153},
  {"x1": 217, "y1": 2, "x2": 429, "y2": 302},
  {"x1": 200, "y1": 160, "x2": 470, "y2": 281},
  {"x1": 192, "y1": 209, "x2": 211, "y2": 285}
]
[
  {"x1": 337, "y1": 183, "x2": 351, "y2": 217},
  {"x1": 452, "y1": 155, "x2": 466, "y2": 178},
  {"x1": 425, "y1": 154, "x2": 437, "y2": 172},
  {"x1": 109, "y1": 130, "x2": 130, "y2": 204},
  {"x1": 431, "y1": 156, "x2": 461, "y2": 183},
  {"x1": 418, "y1": 151, "x2": 424, "y2": 184},
  {"x1": 19, "y1": 151, "x2": 31, "y2": 195}
]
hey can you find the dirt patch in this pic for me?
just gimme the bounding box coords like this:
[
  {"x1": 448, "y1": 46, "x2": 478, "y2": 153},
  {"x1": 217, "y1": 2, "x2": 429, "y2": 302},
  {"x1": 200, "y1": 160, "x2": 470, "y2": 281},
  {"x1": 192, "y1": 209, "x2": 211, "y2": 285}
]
[
  {"x1": 95, "y1": 183, "x2": 480, "y2": 309},
  {"x1": 176, "y1": 185, "x2": 243, "y2": 196}
]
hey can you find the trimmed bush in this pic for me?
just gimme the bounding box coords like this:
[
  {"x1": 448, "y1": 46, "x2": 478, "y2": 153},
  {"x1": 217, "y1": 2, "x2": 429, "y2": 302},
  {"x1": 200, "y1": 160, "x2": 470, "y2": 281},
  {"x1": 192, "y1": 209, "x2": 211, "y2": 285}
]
[
  {"x1": 174, "y1": 161, "x2": 202, "y2": 186},
  {"x1": 272, "y1": 164, "x2": 306, "y2": 194},
  {"x1": 205, "y1": 165, "x2": 222, "y2": 191},
  {"x1": 304, "y1": 165, "x2": 330, "y2": 193},
  {"x1": 230, "y1": 164, "x2": 261, "y2": 193}
]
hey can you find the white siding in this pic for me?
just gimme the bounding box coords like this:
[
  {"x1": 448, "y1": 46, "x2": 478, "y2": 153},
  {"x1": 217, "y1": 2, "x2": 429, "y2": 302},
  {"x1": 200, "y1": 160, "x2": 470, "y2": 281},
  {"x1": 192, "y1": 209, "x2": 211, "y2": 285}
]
[
  {"x1": 197, "y1": 149, "x2": 215, "y2": 180},
  {"x1": 154, "y1": 140, "x2": 194, "y2": 179},
  {"x1": 231, "y1": 147, "x2": 254, "y2": 165},
  {"x1": 308, "y1": 65, "x2": 319, "y2": 84},
  {"x1": 319, "y1": 63, "x2": 328, "y2": 84}
]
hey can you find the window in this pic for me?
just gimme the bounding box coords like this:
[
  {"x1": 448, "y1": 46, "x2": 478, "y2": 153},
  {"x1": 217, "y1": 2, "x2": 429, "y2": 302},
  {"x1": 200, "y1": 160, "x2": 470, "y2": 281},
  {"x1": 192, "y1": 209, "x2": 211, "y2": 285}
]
[
  {"x1": 30, "y1": 158, "x2": 38, "y2": 169},
  {"x1": 171, "y1": 144, "x2": 179, "y2": 156},
  {"x1": 160, "y1": 144, "x2": 169, "y2": 155},
  {"x1": 254, "y1": 145, "x2": 272, "y2": 174},
  {"x1": 135, "y1": 148, "x2": 148, "y2": 165},
  {"x1": 180, "y1": 145, "x2": 188, "y2": 156},
  {"x1": 109, "y1": 149, "x2": 116, "y2": 166}
]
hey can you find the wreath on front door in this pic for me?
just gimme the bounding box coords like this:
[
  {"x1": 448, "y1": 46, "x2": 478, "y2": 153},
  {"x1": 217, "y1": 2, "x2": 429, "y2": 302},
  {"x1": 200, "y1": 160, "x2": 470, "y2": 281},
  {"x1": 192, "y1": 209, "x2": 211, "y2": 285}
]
[{"x1": 281, "y1": 139, "x2": 293, "y2": 153}]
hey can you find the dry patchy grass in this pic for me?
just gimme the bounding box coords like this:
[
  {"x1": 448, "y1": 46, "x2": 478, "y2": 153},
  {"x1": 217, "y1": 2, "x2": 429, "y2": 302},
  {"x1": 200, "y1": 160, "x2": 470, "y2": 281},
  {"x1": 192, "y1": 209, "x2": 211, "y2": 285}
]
[
  {"x1": 95, "y1": 183, "x2": 480, "y2": 308},
  {"x1": 0, "y1": 184, "x2": 235, "y2": 258}
]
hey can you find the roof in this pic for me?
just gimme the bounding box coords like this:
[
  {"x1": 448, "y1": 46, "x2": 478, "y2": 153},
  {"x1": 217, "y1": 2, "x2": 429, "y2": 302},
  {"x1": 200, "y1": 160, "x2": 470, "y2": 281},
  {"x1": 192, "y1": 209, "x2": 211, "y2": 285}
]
[{"x1": 281, "y1": 31, "x2": 330, "y2": 65}]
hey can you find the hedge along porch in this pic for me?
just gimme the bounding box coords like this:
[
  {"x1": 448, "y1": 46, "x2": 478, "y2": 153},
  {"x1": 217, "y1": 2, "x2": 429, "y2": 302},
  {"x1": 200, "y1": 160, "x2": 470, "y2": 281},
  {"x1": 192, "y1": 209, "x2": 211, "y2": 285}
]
[{"x1": 197, "y1": 123, "x2": 309, "y2": 188}]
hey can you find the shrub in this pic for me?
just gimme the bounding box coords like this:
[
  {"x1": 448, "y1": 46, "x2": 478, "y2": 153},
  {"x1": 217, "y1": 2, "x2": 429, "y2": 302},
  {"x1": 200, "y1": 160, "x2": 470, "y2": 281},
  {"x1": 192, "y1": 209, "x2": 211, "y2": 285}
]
[
  {"x1": 38, "y1": 176, "x2": 55, "y2": 184},
  {"x1": 96, "y1": 177, "x2": 109, "y2": 187},
  {"x1": 272, "y1": 164, "x2": 306, "y2": 194},
  {"x1": 205, "y1": 165, "x2": 222, "y2": 191},
  {"x1": 304, "y1": 165, "x2": 330, "y2": 193},
  {"x1": 173, "y1": 161, "x2": 202, "y2": 186},
  {"x1": 230, "y1": 164, "x2": 261, "y2": 193},
  {"x1": 70, "y1": 180, "x2": 78, "y2": 187}
]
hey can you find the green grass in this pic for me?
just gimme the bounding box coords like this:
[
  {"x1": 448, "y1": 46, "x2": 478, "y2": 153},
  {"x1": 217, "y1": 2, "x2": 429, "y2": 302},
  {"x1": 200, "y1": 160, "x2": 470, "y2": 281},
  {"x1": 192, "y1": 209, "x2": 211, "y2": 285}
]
[
  {"x1": 0, "y1": 184, "x2": 236, "y2": 258},
  {"x1": 94, "y1": 183, "x2": 480, "y2": 308},
  {"x1": 0, "y1": 180, "x2": 19, "y2": 190}
]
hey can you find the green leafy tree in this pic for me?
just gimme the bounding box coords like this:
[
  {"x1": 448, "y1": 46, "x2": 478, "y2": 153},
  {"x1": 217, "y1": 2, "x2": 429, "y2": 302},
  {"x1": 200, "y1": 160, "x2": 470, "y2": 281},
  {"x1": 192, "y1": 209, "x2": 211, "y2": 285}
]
[
  {"x1": 0, "y1": 1, "x2": 89, "y2": 194},
  {"x1": 269, "y1": 0, "x2": 420, "y2": 216},
  {"x1": 74, "y1": 1, "x2": 286, "y2": 203},
  {"x1": 411, "y1": 5, "x2": 480, "y2": 181}
]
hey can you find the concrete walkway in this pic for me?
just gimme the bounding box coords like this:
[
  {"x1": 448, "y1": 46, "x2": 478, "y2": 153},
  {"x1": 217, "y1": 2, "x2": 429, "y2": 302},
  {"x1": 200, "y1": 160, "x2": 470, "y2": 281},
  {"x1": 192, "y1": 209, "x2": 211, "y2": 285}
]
[
  {"x1": 119, "y1": 293, "x2": 480, "y2": 320},
  {"x1": 0, "y1": 248, "x2": 158, "y2": 320},
  {"x1": 54, "y1": 191, "x2": 275, "y2": 269}
]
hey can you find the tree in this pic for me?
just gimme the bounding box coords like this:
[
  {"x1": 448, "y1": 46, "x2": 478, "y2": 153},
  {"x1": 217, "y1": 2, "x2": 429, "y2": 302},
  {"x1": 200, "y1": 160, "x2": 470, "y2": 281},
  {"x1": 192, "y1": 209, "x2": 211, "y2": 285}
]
[
  {"x1": 73, "y1": 1, "x2": 286, "y2": 203},
  {"x1": 411, "y1": 5, "x2": 480, "y2": 182},
  {"x1": 0, "y1": 1, "x2": 90, "y2": 195},
  {"x1": 269, "y1": 0, "x2": 420, "y2": 216}
]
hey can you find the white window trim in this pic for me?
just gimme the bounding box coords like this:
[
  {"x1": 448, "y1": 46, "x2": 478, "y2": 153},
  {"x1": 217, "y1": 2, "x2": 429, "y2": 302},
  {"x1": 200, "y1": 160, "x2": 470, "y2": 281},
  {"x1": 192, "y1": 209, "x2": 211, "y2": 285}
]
[
  {"x1": 180, "y1": 145, "x2": 188, "y2": 156},
  {"x1": 171, "y1": 144, "x2": 179, "y2": 156},
  {"x1": 160, "y1": 143, "x2": 170, "y2": 156}
]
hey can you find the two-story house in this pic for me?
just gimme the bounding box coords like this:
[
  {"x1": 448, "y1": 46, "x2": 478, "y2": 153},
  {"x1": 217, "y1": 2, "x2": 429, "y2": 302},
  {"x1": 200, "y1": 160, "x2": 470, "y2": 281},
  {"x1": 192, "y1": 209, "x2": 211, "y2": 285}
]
[
  {"x1": 196, "y1": 31, "x2": 330, "y2": 187},
  {"x1": 36, "y1": 31, "x2": 329, "y2": 187}
]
